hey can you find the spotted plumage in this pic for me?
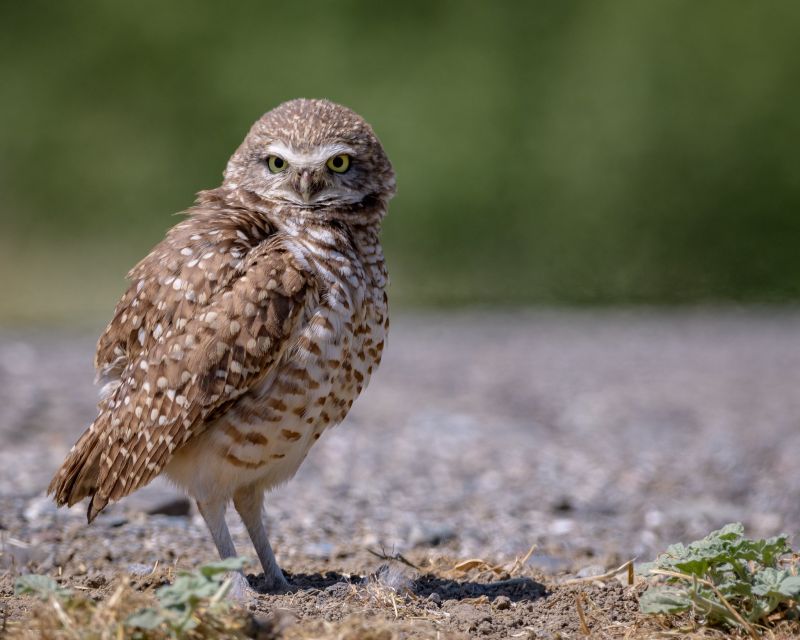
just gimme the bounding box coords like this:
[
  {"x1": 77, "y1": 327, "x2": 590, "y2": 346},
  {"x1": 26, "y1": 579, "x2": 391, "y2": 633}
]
[{"x1": 48, "y1": 99, "x2": 395, "y2": 594}]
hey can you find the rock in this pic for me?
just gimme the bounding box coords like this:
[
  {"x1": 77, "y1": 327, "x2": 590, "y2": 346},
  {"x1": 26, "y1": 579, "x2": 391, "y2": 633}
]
[
  {"x1": 644, "y1": 509, "x2": 664, "y2": 528},
  {"x1": 550, "y1": 496, "x2": 573, "y2": 513},
  {"x1": 146, "y1": 497, "x2": 192, "y2": 517},
  {"x1": 127, "y1": 563, "x2": 154, "y2": 576},
  {"x1": 303, "y1": 541, "x2": 334, "y2": 558},
  {"x1": 24, "y1": 494, "x2": 83, "y2": 522},
  {"x1": 493, "y1": 595, "x2": 511, "y2": 610},
  {"x1": 121, "y1": 479, "x2": 192, "y2": 517},
  {"x1": 576, "y1": 564, "x2": 606, "y2": 579},
  {"x1": 526, "y1": 554, "x2": 570, "y2": 574},
  {"x1": 427, "y1": 592, "x2": 442, "y2": 605},
  {"x1": 104, "y1": 515, "x2": 128, "y2": 528},
  {"x1": 548, "y1": 518, "x2": 574, "y2": 535}
]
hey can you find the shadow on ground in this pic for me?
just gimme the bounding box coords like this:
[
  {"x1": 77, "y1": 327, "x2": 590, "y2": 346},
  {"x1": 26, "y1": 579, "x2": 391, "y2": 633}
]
[
  {"x1": 413, "y1": 574, "x2": 547, "y2": 602},
  {"x1": 254, "y1": 570, "x2": 547, "y2": 603}
]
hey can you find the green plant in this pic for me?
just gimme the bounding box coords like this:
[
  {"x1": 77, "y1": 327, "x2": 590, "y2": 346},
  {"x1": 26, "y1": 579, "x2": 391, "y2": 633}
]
[
  {"x1": 12, "y1": 558, "x2": 253, "y2": 639},
  {"x1": 639, "y1": 523, "x2": 800, "y2": 633},
  {"x1": 14, "y1": 575, "x2": 73, "y2": 601},
  {"x1": 125, "y1": 557, "x2": 246, "y2": 637}
]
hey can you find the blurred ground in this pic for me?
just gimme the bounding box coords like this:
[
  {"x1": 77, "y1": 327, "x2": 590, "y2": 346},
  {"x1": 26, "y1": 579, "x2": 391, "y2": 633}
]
[{"x1": 1, "y1": 309, "x2": 799, "y2": 637}]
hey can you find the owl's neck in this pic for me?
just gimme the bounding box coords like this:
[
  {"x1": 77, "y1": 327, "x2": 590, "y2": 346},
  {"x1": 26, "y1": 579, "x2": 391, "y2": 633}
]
[
  {"x1": 194, "y1": 186, "x2": 387, "y2": 293},
  {"x1": 212, "y1": 186, "x2": 384, "y2": 226},
  {"x1": 278, "y1": 213, "x2": 384, "y2": 268},
  {"x1": 198, "y1": 184, "x2": 386, "y2": 257}
]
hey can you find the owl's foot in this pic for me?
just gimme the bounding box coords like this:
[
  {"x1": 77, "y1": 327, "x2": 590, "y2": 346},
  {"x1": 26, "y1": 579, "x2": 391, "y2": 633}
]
[{"x1": 259, "y1": 568, "x2": 291, "y2": 594}]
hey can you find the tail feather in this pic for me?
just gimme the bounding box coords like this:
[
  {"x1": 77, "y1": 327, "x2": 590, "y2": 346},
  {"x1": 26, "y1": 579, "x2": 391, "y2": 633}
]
[{"x1": 47, "y1": 419, "x2": 107, "y2": 522}]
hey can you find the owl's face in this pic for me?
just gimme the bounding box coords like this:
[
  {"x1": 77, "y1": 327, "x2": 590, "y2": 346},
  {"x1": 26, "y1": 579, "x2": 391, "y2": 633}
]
[
  {"x1": 255, "y1": 139, "x2": 367, "y2": 208},
  {"x1": 224, "y1": 99, "x2": 395, "y2": 215}
]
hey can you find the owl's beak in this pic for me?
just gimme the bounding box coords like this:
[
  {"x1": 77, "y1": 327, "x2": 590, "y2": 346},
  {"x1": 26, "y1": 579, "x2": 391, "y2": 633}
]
[{"x1": 295, "y1": 169, "x2": 324, "y2": 203}]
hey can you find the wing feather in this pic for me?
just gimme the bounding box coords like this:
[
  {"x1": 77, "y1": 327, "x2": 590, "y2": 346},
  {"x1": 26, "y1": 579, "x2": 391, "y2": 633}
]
[{"x1": 49, "y1": 201, "x2": 312, "y2": 520}]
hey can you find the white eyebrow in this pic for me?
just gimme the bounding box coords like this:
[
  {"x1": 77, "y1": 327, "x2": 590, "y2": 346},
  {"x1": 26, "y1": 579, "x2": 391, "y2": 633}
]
[{"x1": 265, "y1": 142, "x2": 355, "y2": 167}]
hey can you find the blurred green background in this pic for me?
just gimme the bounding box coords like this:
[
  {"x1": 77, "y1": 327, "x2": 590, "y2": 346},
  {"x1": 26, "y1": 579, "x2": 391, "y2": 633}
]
[{"x1": 2, "y1": 1, "x2": 799, "y2": 325}]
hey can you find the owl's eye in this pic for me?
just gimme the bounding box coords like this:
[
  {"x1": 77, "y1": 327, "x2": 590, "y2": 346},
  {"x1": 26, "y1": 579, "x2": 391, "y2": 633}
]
[
  {"x1": 326, "y1": 154, "x2": 351, "y2": 173},
  {"x1": 266, "y1": 155, "x2": 288, "y2": 173}
]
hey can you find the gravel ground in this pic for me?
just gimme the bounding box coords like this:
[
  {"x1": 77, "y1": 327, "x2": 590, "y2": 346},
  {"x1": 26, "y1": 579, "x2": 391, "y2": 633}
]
[{"x1": 1, "y1": 309, "x2": 799, "y2": 637}]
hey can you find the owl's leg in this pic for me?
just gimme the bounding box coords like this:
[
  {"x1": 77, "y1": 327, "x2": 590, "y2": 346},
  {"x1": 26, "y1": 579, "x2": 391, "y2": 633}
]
[
  {"x1": 195, "y1": 498, "x2": 253, "y2": 601},
  {"x1": 233, "y1": 486, "x2": 290, "y2": 593}
]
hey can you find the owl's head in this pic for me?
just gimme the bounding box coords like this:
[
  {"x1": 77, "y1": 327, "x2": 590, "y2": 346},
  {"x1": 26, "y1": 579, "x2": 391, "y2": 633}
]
[{"x1": 223, "y1": 99, "x2": 395, "y2": 219}]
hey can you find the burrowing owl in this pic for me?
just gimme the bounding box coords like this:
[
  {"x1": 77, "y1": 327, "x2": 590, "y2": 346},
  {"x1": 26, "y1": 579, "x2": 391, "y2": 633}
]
[{"x1": 49, "y1": 99, "x2": 395, "y2": 594}]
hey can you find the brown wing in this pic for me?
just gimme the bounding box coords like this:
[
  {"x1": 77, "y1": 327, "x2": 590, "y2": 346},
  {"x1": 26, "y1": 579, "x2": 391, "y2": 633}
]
[
  {"x1": 95, "y1": 193, "x2": 273, "y2": 384},
  {"x1": 49, "y1": 207, "x2": 312, "y2": 521}
]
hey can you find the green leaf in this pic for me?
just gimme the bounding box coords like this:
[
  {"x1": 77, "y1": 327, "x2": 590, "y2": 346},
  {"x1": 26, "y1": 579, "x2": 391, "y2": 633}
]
[
  {"x1": 752, "y1": 568, "x2": 784, "y2": 595},
  {"x1": 672, "y1": 558, "x2": 711, "y2": 576},
  {"x1": 198, "y1": 557, "x2": 247, "y2": 578},
  {"x1": 126, "y1": 608, "x2": 166, "y2": 630},
  {"x1": 639, "y1": 522, "x2": 800, "y2": 630},
  {"x1": 157, "y1": 575, "x2": 218, "y2": 608},
  {"x1": 715, "y1": 523, "x2": 746, "y2": 540},
  {"x1": 640, "y1": 586, "x2": 692, "y2": 614},
  {"x1": 717, "y1": 578, "x2": 752, "y2": 598},
  {"x1": 777, "y1": 575, "x2": 800, "y2": 598},
  {"x1": 753, "y1": 568, "x2": 800, "y2": 599},
  {"x1": 14, "y1": 575, "x2": 72, "y2": 601}
]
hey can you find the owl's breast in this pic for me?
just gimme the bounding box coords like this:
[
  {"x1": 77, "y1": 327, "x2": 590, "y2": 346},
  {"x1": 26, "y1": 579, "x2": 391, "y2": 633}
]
[{"x1": 165, "y1": 247, "x2": 387, "y2": 498}]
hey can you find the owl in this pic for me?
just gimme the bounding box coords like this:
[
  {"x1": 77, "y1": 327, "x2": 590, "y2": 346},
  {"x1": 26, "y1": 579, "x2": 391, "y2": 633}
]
[{"x1": 48, "y1": 98, "x2": 396, "y2": 596}]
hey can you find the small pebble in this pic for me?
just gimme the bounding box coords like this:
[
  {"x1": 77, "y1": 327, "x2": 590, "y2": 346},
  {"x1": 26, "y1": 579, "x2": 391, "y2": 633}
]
[
  {"x1": 576, "y1": 564, "x2": 606, "y2": 579},
  {"x1": 127, "y1": 563, "x2": 153, "y2": 576},
  {"x1": 494, "y1": 595, "x2": 511, "y2": 610}
]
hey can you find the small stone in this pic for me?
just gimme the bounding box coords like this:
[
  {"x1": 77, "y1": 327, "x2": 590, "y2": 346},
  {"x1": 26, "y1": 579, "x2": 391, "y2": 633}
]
[
  {"x1": 526, "y1": 554, "x2": 570, "y2": 573},
  {"x1": 304, "y1": 542, "x2": 334, "y2": 558},
  {"x1": 127, "y1": 563, "x2": 153, "y2": 576},
  {"x1": 24, "y1": 494, "x2": 83, "y2": 522},
  {"x1": 107, "y1": 516, "x2": 128, "y2": 528},
  {"x1": 146, "y1": 497, "x2": 191, "y2": 517},
  {"x1": 493, "y1": 595, "x2": 511, "y2": 610},
  {"x1": 576, "y1": 564, "x2": 606, "y2": 579},
  {"x1": 551, "y1": 496, "x2": 573, "y2": 513},
  {"x1": 427, "y1": 592, "x2": 442, "y2": 605},
  {"x1": 549, "y1": 518, "x2": 574, "y2": 535},
  {"x1": 121, "y1": 478, "x2": 192, "y2": 517}
]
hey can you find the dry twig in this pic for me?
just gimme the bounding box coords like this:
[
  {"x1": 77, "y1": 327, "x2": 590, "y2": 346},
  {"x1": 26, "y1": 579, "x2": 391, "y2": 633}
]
[{"x1": 366, "y1": 546, "x2": 420, "y2": 570}]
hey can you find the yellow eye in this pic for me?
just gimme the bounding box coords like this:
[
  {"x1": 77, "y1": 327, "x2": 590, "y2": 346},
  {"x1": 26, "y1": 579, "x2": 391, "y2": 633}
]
[
  {"x1": 267, "y1": 155, "x2": 288, "y2": 173},
  {"x1": 326, "y1": 154, "x2": 351, "y2": 173}
]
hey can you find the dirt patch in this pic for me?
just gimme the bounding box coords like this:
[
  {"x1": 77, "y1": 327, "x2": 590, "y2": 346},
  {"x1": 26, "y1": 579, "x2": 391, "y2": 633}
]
[
  {"x1": 0, "y1": 543, "x2": 645, "y2": 639},
  {"x1": 3, "y1": 311, "x2": 800, "y2": 637}
]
